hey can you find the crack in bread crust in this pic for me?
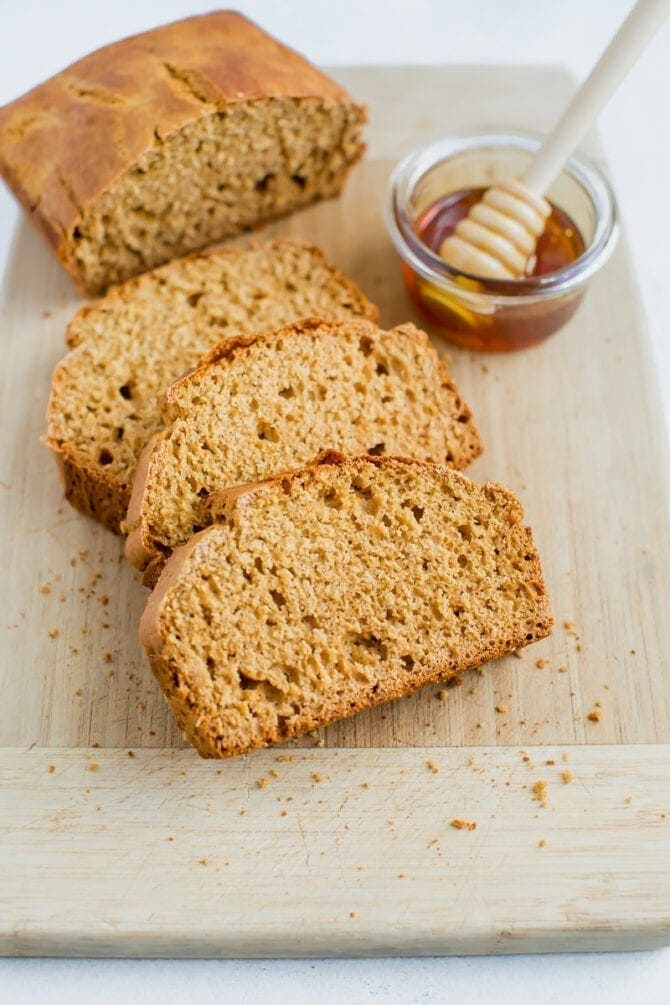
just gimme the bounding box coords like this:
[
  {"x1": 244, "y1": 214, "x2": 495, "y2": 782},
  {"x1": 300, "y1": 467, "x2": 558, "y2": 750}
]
[{"x1": 0, "y1": 12, "x2": 367, "y2": 293}]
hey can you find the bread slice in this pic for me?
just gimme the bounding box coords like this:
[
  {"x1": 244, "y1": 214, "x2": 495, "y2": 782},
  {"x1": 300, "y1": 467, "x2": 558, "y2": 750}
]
[
  {"x1": 0, "y1": 12, "x2": 366, "y2": 293},
  {"x1": 46, "y1": 240, "x2": 378, "y2": 532},
  {"x1": 139, "y1": 453, "x2": 552, "y2": 758},
  {"x1": 124, "y1": 318, "x2": 482, "y2": 583}
]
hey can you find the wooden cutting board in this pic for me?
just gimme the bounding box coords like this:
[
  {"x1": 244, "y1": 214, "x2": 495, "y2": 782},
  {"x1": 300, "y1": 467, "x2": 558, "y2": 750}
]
[{"x1": 1, "y1": 66, "x2": 669, "y2": 956}]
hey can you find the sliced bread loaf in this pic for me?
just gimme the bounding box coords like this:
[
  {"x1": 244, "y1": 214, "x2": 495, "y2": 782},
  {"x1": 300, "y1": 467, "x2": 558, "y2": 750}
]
[
  {"x1": 0, "y1": 12, "x2": 366, "y2": 293},
  {"x1": 140, "y1": 453, "x2": 552, "y2": 758},
  {"x1": 124, "y1": 318, "x2": 482, "y2": 583},
  {"x1": 46, "y1": 240, "x2": 378, "y2": 532}
]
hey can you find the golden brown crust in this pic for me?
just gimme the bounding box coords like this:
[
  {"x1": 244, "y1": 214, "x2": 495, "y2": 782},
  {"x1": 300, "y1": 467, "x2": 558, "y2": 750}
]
[
  {"x1": 123, "y1": 438, "x2": 161, "y2": 565},
  {"x1": 50, "y1": 442, "x2": 130, "y2": 533},
  {"x1": 0, "y1": 12, "x2": 366, "y2": 291},
  {"x1": 141, "y1": 455, "x2": 553, "y2": 758}
]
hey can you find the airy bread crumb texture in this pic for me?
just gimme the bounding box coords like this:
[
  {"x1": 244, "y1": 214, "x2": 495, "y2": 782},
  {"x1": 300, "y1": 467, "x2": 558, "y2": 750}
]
[
  {"x1": 68, "y1": 98, "x2": 365, "y2": 293},
  {"x1": 46, "y1": 240, "x2": 377, "y2": 531},
  {"x1": 124, "y1": 318, "x2": 482, "y2": 580},
  {"x1": 140, "y1": 454, "x2": 552, "y2": 758}
]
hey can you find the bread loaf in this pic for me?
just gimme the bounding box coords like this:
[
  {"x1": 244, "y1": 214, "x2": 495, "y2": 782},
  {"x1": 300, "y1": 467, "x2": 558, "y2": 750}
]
[
  {"x1": 0, "y1": 12, "x2": 366, "y2": 293},
  {"x1": 140, "y1": 453, "x2": 552, "y2": 758},
  {"x1": 46, "y1": 240, "x2": 377, "y2": 533},
  {"x1": 124, "y1": 318, "x2": 482, "y2": 584}
]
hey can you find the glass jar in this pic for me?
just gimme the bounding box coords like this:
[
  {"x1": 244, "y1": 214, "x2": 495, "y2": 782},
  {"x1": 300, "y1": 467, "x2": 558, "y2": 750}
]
[{"x1": 386, "y1": 132, "x2": 619, "y2": 351}]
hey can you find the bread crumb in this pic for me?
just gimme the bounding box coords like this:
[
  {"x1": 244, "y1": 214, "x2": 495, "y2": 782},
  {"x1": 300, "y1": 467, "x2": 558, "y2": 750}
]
[
  {"x1": 437, "y1": 689, "x2": 448, "y2": 702},
  {"x1": 450, "y1": 818, "x2": 477, "y2": 831},
  {"x1": 558, "y1": 666, "x2": 568, "y2": 673},
  {"x1": 513, "y1": 650, "x2": 524, "y2": 659},
  {"x1": 48, "y1": 764, "x2": 55, "y2": 773},
  {"x1": 199, "y1": 858, "x2": 208, "y2": 866},
  {"x1": 625, "y1": 796, "x2": 633, "y2": 804},
  {"x1": 281, "y1": 809, "x2": 288, "y2": 816},
  {"x1": 630, "y1": 649, "x2": 636, "y2": 655},
  {"x1": 127, "y1": 750, "x2": 135, "y2": 758},
  {"x1": 535, "y1": 658, "x2": 548, "y2": 669},
  {"x1": 277, "y1": 754, "x2": 294, "y2": 762},
  {"x1": 349, "y1": 911, "x2": 356, "y2": 918},
  {"x1": 545, "y1": 758, "x2": 555, "y2": 765},
  {"x1": 587, "y1": 709, "x2": 602, "y2": 722},
  {"x1": 495, "y1": 704, "x2": 507, "y2": 713},
  {"x1": 102, "y1": 652, "x2": 112, "y2": 663},
  {"x1": 256, "y1": 777, "x2": 268, "y2": 789},
  {"x1": 426, "y1": 759, "x2": 439, "y2": 774},
  {"x1": 562, "y1": 770, "x2": 574, "y2": 784},
  {"x1": 361, "y1": 781, "x2": 370, "y2": 788},
  {"x1": 397, "y1": 873, "x2": 406, "y2": 878},
  {"x1": 48, "y1": 628, "x2": 58, "y2": 639},
  {"x1": 532, "y1": 780, "x2": 548, "y2": 807},
  {"x1": 89, "y1": 763, "x2": 100, "y2": 772},
  {"x1": 269, "y1": 769, "x2": 279, "y2": 778},
  {"x1": 75, "y1": 688, "x2": 83, "y2": 696},
  {"x1": 167, "y1": 836, "x2": 174, "y2": 841},
  {"x1": 39, "y1": 584, "x2": 51, "y2": 596},
  {"x1": 311, "y1": 771, "x2": 323, "y2": 783},
  {"x1": 315, "y1": 739, "x2": 325, "y2": 748},
  {"x1": 538, "y1": 838, "x2": 546, "y2": 847},
  {"x1": 561, "y1": 752, "x2": 569, "y2": 762}
]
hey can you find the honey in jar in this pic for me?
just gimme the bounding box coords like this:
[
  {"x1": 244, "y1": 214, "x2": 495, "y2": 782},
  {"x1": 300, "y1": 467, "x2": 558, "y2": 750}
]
[{"x1": 404, "y1": 187, "x2": 586, "y2": 352}]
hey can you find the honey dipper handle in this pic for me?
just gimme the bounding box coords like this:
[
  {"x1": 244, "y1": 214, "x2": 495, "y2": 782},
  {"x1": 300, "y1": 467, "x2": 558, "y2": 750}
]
[{"x1": 523, "y1": 0, "x2": 670, "y2": 196}]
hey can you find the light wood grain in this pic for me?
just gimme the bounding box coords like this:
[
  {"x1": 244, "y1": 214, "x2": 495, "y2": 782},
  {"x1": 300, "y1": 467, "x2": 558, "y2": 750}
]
[
  {"x1": 1, "y1": 745, "x2": 668, "y2": 956},
  {"x1": 0, "y1": 66, "x2": 669, "y2": 956}
]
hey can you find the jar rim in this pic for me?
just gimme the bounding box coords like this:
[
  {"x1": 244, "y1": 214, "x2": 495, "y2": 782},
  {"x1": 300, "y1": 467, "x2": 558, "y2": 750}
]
[{"x1": 386, "y1": 130, "x2": 619, "y2": 305}]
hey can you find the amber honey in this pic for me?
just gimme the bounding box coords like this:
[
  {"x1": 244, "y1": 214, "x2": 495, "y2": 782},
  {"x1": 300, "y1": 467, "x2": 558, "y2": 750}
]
[{"x1": 404, "y1": 187, "x2": 587, "y2": 351}]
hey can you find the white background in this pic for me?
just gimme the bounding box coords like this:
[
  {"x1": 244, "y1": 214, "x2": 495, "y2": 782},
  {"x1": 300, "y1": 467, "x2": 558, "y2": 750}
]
[{"x1": 1, "y1": 1, "x2": 669, "y2": 1001}]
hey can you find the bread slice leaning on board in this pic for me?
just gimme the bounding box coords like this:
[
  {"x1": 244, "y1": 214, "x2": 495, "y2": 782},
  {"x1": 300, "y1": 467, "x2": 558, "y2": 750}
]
[
  {"x1": 123, "y1": 318, "x2": 483, "y2": 585},
  {"x1": 46, "y1": 239, "x2": 378, "y2": 533},
  {"x1": 0, "y1": 11, "x2": 367, "y2": 293},
  {"x1": 139, "y1": 452, "x2": 553, "y2": 759}
]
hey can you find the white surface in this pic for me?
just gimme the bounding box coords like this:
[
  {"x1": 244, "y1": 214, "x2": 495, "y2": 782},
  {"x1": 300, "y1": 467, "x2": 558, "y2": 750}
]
[{"x1": 1, "y1": 0, "x2": 668, "y2": 1000}]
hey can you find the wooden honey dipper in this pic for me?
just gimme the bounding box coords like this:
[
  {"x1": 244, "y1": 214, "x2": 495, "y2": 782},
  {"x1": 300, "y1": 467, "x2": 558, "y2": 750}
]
[{"x1": 440, "y1": 0, "x2": 670, "y2": 279}]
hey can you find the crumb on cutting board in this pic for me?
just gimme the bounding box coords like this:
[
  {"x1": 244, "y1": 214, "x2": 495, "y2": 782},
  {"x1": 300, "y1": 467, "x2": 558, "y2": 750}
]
[
  {"x1": 450, "y1": 818, "x2": 477, "y2": 831},
  {"x1": 532, "y1": 780, "x2": 548, "y2": 807}
]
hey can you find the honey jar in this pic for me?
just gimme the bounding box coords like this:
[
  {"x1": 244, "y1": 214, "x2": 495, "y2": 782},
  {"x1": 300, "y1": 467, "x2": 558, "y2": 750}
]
[{"x1": 386, "y1": 133, "x2": 619, "y2": 351}]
